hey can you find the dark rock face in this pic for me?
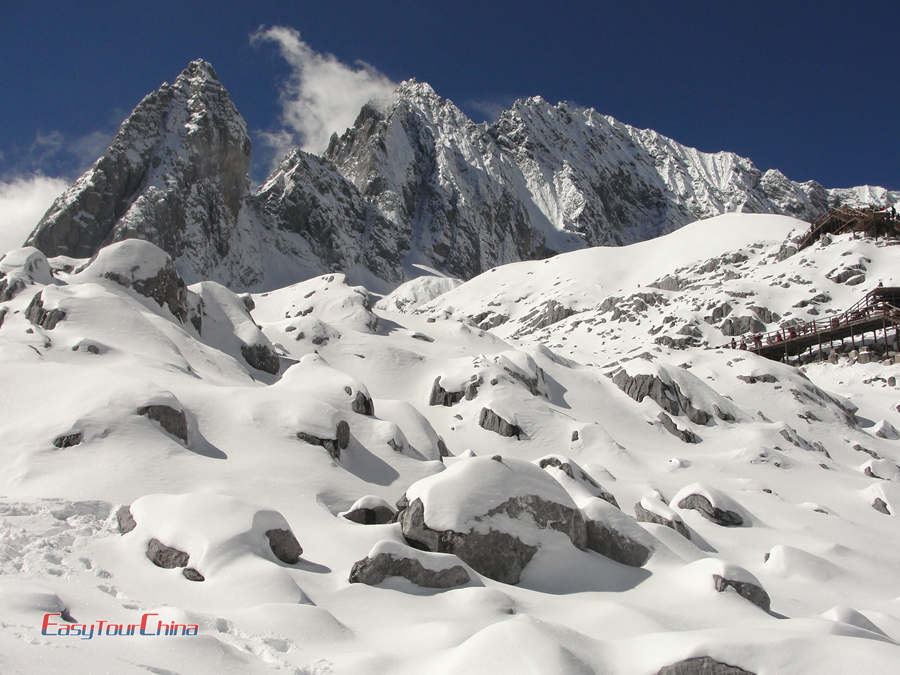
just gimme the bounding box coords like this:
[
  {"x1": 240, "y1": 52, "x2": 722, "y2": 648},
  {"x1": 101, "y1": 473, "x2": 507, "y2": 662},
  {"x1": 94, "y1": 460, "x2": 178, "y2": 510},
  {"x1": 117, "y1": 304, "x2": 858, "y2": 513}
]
[
  {"x1": 657, "y1": 656, "x2": 755, "y2": 675},
  {"x1": 0, "y1": 307, "x2": 7, "y2": 328},
  {"x1": 400, "y1": 499, "x2": 536, "y2": 584},
  {"x1": 585, "y1": 519, "x2": 651, "y2": 567},
  {"x1": 428, "y1": 376, "x2": 467, "y2": 406},
  {"x1": 116, "y1": 505, "x2": 137, "y2": 534},
  {"x1": 611, "y1": 370, "x2": 712, "y2": 426},
  {"x1": 343, "y1": 506, "x2": 395, "y2": 525},
  {"x1": 719, "y1": 316, "x2": 766, "y2": 337},
  {"x1": 634, "y1": 502, "x2": 690, "y2": 539},
  {"x1": 182, "y1": 567, "x2": 205, "y2": 581},
  {"x1": 478, "y1": 407, "x2": 522, "y2": 438},
  {"x1": 112, "y1": 260, "x2": 188, "y2": 323},
  {"x1": 677, "y1": 494, "x2": 743, "y2": 527},
  {"x1": 53, "y1": 432, "x2": 82, "y2": 448},
  {"x1": 349, "y1": 552, "x2": 470, "y2": 588},
  {"x1": 264, "y1": 528, "x2": 302, "y2": 564},
  {"x1": 25, "y1": 60, "x2": 253, "y2": 287},
  {"x1": 240, "y1": 343, "x2": 280, "y2": 374},
  {"x1": 872, "y1": 498, "x2": 891, "y2": 515},
  {"x1": 137, "y1": 405, "x2": 188, "y2": 442},
  {"x1": 712, "y1": 573, "x2": 771, "y2": 612},
  {"x1": 351, "y1": 390, "x2": 375, "y2": 416},
  {"x1": 736, "y1": 374, "x2": 778, "y2": 384},
  {"x1": 25, "y1": 292, "x2": 66, "y2": 329},
  {"x1": 0, "y1": 275, "x2": 26, "y2": 302},
  {"x1": 297, "y1": 420, "x2": 350, "y2": 459},
  {"x1": 146, "y1": 538, "x2": 189, "y2": 569},
  {"x1": 399, "y1": 495, "x2": 586, "y2": 584},
  {"x1": 658, "y1": 412, "x2": 702, "y2": 444}
]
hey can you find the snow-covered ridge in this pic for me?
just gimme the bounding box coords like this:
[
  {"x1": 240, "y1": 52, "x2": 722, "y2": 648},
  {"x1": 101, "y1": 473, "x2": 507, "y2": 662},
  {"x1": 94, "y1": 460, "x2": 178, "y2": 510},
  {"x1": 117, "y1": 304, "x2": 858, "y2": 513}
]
[{"x1": 20, "y1": 61, "x2": 900, "y2": 292}]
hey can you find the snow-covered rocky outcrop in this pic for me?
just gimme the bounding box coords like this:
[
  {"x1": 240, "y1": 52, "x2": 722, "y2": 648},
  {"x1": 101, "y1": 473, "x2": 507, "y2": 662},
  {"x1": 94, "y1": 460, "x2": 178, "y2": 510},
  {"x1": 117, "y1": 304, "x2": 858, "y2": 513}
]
[{"x1": 23, "y1": 61, "x2": 900, "y2": 292}]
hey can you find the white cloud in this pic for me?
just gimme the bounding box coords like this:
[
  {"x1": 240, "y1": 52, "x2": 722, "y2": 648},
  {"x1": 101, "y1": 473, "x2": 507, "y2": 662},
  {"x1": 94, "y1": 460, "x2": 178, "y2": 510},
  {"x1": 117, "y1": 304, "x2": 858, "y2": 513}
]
[
  {"x1": 251, "y1": 26, "x2": 398, "y2": 155},
  {"x1": 0, "y1": 175, "x2": 69, "y2": 254}
]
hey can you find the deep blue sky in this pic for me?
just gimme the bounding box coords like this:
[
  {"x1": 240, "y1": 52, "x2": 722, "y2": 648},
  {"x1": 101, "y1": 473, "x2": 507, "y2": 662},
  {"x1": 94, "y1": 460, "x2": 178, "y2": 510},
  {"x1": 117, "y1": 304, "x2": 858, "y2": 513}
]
[{"x1": 1, "y1": 0, "x2": 897, "y2": 189}]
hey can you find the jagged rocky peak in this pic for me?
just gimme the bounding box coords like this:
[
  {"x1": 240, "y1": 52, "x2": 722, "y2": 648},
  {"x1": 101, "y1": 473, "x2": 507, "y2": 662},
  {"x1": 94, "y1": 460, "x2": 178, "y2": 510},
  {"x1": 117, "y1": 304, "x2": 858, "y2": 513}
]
[{"x1": 26, "y1": 58, "x2": 251, "y2": 274}]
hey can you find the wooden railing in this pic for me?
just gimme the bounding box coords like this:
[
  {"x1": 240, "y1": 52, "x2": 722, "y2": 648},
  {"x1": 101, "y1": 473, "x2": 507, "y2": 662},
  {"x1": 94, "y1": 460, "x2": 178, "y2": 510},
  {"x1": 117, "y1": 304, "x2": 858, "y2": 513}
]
[{"x1": 727, "y1": 289, "x2": 900, "y2": 354}]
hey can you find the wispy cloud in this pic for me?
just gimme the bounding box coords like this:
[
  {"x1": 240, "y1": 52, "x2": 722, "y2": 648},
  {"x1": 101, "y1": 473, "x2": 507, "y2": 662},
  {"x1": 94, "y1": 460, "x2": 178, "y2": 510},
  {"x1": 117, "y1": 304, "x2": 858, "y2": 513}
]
[
  {"x1": 250, "y1": 25, "x2": 398, "y2": 161},
  {"x1": 0, "y1": 174, "x2": 69, "y2": 253}
]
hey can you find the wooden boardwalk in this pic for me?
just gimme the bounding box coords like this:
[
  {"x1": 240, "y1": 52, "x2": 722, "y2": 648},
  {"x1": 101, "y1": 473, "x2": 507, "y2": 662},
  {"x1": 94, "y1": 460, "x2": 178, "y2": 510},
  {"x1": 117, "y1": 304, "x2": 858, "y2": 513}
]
[
  {"x1": 729, "y1": 286, "x2": 900, "y2": 361},
  {"x1": 796, "y1": 206, "x2": 900, "y2": 250}
]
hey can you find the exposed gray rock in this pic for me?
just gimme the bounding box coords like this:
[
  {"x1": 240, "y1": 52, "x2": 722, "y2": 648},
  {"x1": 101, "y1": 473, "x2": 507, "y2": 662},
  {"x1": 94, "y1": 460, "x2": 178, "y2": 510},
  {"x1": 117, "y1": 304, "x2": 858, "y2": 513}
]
[
  {"x1": 53, "y1": 432, "x2": 82, "y2": 448},
  {"x1": 399, "y1": 490, "x2": 586, "y2": 584},
  {"x1": 351, "y1": 390, "x2": 375, "y2": 416},
  {"x1": 657, "y1": 655, "x2": 755, "y2": 675},
  {"x1": 478, "y1": 407, "x2": 522, "y2": 438},
  {"x1": 719, "y1": 316, "x2": 766, "y2": 337},
  {"x1": 0, "y1": 306, "x2": 6, "y2": 328},
  {"x1": 537, "y1": 456, "x2": 618, "y2": 507},
  {"x1": 240, "y1": 343, "x2": 280, "y2": 374},
  {"x1": 182, "y1": 567, "x2": 205, "y2": 581},
  {"x1": 585, "y1": 514, "x2": 652, "y2": 567},
  {"x1": 712, "y1": 573, "x2": 771, "y2": 612},
  {"x1": 677, "y1": 494, "x2": 743, "y2": 527},
  {"x1": 400, "y1": 498, "x2": 537, "y2": 584},
  {"x1": 658, "y1": 412, "x2": 701, "y2": 444},
  {"x1": 349, "y1": 552, "x2": 470, "y2": 588},
  {"x1": 518, "y1": 300, "x2": 577, "y2": 332},
  {"x1": 736, "y1": 374, "x2": 778, "y2": 384},
  {"x1": 265, "y1": 528, "x2": 302, "y2": 564},
  {"x1": 429, "y1": 376, "x2": 466, "y2": 406},
  {"x1": 872, "y1": 498, "x2": 891, "y2": 515},
  {"x1": 146, "y1": 538, "x2": 189, "y2": 569},
  {"x1": 611, "y1": 370, "x2": 711, "y2": 425},
  {"x1": 105, "y1": 258, "x2": 188, "y2": 323},
  {"x1": 634, "y1": 501, "x2": 690, "y2": 539},
  {"x1": 343, "y1": 505, "x2": 396, "y2": 525},
  {"x1": 0, "y1": 275, "x2": 26, "y2": 302},
  {"x1": 137, "y1": 405, "x2": 188, "y2": 442},
  {"x1": 116, "y1": 505, "x2": 137, "y2": 534},
  {"x1": 297, "y1": 420, "x2": 350, "y2": 459},
  {"x1": 25, "y1": 292, "x2": 66, "y2": 329},
  {"x1": 749, "y1": 305, "x2": 780, "y2": 323}
]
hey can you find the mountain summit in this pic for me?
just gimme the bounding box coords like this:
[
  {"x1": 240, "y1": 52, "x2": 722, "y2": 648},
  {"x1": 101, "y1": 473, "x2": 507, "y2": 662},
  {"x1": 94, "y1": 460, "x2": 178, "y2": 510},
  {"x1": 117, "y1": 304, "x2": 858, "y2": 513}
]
[{"x1": 24, "y1": 61, "x2": 900, "y2": 291}]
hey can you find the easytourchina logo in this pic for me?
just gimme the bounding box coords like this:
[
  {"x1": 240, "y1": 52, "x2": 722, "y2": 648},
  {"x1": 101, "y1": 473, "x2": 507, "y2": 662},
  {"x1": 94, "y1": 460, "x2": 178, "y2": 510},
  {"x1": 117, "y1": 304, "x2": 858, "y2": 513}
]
[{"x1": 41, "y1": 612, "x2": 199, "y2": 639}]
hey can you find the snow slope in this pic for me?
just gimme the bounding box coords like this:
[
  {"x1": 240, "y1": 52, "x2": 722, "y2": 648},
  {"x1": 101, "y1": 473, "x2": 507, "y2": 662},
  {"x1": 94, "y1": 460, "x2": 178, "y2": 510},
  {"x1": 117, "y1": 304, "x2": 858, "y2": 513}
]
[{"x1": 1, "y1": 214, "x2": 899, "y2": 673}]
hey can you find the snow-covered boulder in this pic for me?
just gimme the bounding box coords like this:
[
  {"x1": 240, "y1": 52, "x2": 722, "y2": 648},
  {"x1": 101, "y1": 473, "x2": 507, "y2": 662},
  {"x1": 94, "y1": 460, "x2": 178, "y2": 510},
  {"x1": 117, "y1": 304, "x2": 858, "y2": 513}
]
[
  {"x1": 0, "y1": 247, "x2": 53, "y2": 300},
  {"x1": 611, "y1": 361, "x2": 742, "y2": 425},
  {"x1": 535, "y1": 454, "x2": 618, "y2": 507},
  {"x1": 189, "y1": 281, "x2": 280, "y2": 374},
  {"x1": 635, "y1": 493, "x2": 690, "y2": 539},
  {"x1": 398, "y1": 456, "x2": 588, "y2": 583},
  {"x1": 375, "y1": 275, "x2": 462, "y2": 313},
  {"x1": 672, "y1": 484, "x2": 747, "y2": 527},
  {"x1": 349, "y1": 540, "x2": 471, "y2": 589},
  {"x1": 122, "y1": 494, "x2": 306, "y2": 597},
  {"x1": 340, "y1": 495, "x2": 396, "y2": 525},
  {"x1": 75, "y1": 239, "x2": 188, "y2": 323},
  {"x1": 581, "y1": 497, "x2": 655, "y2": 567},
  {"x1": 681, "y1": 558, "x2": 771, "y2": 612}
]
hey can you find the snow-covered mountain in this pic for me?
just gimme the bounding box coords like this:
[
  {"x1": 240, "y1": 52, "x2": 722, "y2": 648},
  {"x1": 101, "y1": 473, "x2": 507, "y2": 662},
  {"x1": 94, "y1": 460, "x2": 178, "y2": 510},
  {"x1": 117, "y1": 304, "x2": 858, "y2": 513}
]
[
  {"x1": 24, "y1": 61, "x2": 900, "y2": 292},
  {"x1": 2, "y1": 212, "x2": 899, "y2": 673}
]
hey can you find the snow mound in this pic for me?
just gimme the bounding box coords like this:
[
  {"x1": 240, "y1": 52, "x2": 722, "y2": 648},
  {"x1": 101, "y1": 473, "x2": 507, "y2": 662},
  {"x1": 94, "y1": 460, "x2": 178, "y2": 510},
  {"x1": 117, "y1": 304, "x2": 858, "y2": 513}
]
[{"x1": 376, "y1": 274, "x2": 462, "y2": 312}]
